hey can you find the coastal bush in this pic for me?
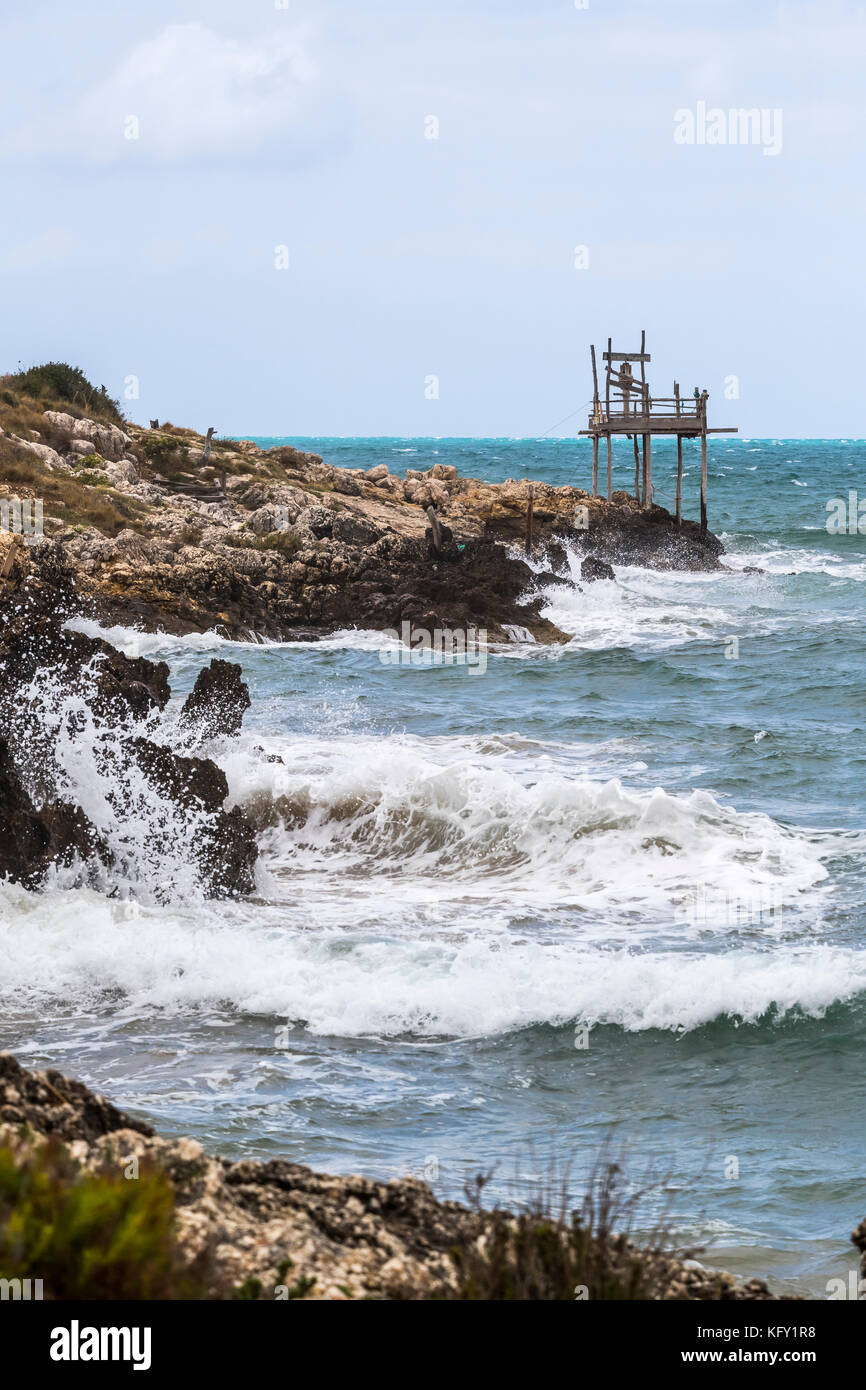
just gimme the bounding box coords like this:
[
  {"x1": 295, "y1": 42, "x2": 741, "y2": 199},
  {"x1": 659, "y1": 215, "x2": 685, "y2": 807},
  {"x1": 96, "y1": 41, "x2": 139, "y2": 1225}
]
[
  {"x1": 144, "y1": 435, "x2": 188, "y2": 466},
  {"x1": 447, "y1": 1160, "x2": 681, "y2": 1301},
  {"x1": 4, "y1": 363, "x2": 124, "y2": 425},
  {"x1": 0, "y1": 1139, "x2": 214, "y2": 1299}
]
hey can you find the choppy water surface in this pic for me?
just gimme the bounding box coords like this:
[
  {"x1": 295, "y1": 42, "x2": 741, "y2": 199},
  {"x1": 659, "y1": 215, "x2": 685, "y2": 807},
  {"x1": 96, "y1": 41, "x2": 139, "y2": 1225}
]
[{"x1": 2, "y1": 437, "x2": 864, "y2": 1296}]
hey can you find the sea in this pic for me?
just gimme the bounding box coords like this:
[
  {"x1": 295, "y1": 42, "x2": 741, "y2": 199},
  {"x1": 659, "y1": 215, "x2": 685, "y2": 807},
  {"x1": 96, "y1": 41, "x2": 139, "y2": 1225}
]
[{"x1": 1, "y1": 435, "x2": 864, "y2": 1297}]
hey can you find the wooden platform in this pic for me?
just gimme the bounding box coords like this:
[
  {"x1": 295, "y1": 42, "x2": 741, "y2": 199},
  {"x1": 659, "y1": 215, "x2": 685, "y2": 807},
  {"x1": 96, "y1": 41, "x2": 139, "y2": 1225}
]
[{"x1": 581, "y1": 332, "x2": 737, "y2": 533}]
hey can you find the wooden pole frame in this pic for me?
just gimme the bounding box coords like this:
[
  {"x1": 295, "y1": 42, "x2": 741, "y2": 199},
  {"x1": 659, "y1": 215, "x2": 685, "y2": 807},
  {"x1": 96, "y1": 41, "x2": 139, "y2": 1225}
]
[
  {"x1": 606, "y1": 433, "x2": 613, "y2": 503},
  {"x1": 641, "y1": 434, "x2": 648, "y2": 508},
  {"x1": 605, "y1": 338, "x2": 612, "y2": 421},
  {"x1": 700, "y1": 436, "x2": 708, "y2": 533},
  {"x1": 580, "y1": 334, "x2": 734, "y2": 531},
  {"x1": 590, "y1": 344, "x2": 600, "y2": 418}
]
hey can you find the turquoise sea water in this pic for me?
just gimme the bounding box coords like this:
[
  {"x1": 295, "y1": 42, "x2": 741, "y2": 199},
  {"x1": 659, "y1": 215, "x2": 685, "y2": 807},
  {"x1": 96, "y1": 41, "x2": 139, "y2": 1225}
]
[{"x1": 2, "y1": 436, "x2": 864, "y2": 1296}]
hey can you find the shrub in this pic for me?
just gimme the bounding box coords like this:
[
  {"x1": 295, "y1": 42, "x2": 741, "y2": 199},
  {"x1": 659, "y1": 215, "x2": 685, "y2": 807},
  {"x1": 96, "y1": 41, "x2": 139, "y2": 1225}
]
[
  {"x1": 445, "y1": 1159, "x2": 683, "y2": 1301},
  {"x1": 6, "y1": 363, "x2": 123, "y2": 425},
  {"x1": 256, "y1": 530, "x2": 302, "y2": 556},
  {"x1": 0, "y1": 1139, "x2": 215, "y2": 1299},
  {"x1": 144, "y1": 435, "x2": 188, "y2": 466}
]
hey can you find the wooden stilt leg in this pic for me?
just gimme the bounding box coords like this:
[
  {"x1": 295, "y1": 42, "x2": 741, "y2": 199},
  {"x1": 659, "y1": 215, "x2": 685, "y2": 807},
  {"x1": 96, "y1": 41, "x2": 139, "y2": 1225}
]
[
  {"x1": 700, "y1": 429, "x2": 708, "y2": 534},
  {"x1": 606, "y1": 434, "x2": 613, "y2": 502},
  {"x1": 592, "y1": 435, "x2": 598, "y2": 498},
  {"x1": 676, "y1": 436, "x2": 683, "y2": 530},
  {"x1": 641, "y1": 435, "x2": 648, "y2": 508}
]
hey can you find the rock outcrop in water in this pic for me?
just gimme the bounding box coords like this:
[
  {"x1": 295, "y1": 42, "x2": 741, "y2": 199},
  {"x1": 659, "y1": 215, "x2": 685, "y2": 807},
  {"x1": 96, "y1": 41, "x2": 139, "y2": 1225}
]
[
  {"x1": 0, "y1": 1054, "x2": 788, "y2": 1301},
  {"x1": 0, "y1": 534, "x2": 257, "y2": 898},
  {"x1": 180, "y1": 658, "x2": 252, "y2": 740}
]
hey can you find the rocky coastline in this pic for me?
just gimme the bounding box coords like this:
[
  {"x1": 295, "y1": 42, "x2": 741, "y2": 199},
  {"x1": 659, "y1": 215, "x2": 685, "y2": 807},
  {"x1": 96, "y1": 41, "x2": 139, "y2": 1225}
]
[
  {"x1": 3, "y1": 379, "x2": 815, "y2": 1303},
  {"x1": 1, "y1": 395, "x2": 724, "y2": 647},
  {"x1": 0, "y1": 1053, "x2": 805, "y2": 1301}
]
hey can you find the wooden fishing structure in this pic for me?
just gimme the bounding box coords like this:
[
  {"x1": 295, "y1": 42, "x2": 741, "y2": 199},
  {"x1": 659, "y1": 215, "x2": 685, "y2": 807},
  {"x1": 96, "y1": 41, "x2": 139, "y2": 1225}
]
[{"x1": 579, "y1": 331, "x2": 737, "y2": 532}]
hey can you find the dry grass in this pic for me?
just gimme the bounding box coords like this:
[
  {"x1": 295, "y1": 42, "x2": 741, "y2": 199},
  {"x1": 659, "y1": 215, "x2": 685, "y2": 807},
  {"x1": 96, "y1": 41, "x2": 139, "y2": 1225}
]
[
  {"x1": 0, "y1": 437, "x2": 151, "y2": 536},
  {"x1": 443, "y1": 1151, "x2": 691, "y2": 1302}
]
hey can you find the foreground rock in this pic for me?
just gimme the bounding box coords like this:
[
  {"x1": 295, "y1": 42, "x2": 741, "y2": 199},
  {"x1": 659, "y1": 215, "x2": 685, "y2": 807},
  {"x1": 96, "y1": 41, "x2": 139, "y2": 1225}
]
[
  {"x1": 0, "y1": 536, "x2": 256, "y2": 897},
  {"x1": 0, "y1": 1055, "x2": 789, "y2": 1301}
]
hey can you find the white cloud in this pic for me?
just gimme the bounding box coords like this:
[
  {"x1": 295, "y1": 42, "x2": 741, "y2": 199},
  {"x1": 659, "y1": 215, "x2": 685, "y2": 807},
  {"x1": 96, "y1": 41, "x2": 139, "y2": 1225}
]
[
  {"x1": 5, "y1": 22, "x2": 345, "y2": 166},
  {"x1": 0, "y1": 228, "x2": 80, "y2": 270}
]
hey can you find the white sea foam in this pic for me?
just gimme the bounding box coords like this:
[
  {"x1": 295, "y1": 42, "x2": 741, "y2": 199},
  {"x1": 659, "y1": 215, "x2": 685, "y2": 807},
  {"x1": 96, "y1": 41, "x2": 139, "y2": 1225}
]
[
  {"x1": 0, "y1": 881, "x2": 860, "y2": 1036},
  {"x1": 64, "y1": 616, "x2": 404, "y2": 658},
  {"x1": 215, "y1": 730, "x2": 831, "y2": 945}
]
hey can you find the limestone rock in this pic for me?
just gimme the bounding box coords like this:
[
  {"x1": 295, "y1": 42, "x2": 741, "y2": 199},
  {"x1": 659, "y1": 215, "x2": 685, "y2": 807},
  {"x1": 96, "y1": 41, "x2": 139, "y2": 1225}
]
[
  {"x1": 10, "y1": 436, "x2": 66, "y2": 471},
  {"x1": 43, "y1": 410, "x2": 132, "y2": 462}
]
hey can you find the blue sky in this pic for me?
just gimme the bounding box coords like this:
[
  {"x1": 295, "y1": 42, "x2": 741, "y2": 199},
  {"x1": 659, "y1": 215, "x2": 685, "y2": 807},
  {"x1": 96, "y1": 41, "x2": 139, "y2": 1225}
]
[{"x1": 1, "y1": 0, "x2": 863, "y2": 436}]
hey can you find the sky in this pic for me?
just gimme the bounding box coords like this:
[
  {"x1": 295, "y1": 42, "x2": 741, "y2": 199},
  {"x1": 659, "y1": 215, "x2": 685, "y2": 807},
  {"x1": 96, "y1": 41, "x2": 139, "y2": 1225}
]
[{"x1": 1, "y1": 0, "x2": 864, "y2": 437}]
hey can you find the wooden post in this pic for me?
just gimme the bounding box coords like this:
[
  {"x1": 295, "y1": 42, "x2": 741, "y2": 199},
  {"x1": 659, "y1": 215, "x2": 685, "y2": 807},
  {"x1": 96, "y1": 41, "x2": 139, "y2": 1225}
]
[
  {"x1": 525, "y1": 486, "x2": 534, "y2": 554},
  {"x1": 646, "y1": 432, "x2": 653, "y2": 508},
  {"x1": 590, "y1": 344, "x2": 600, "y2": 419},
  {"x1": 700, "y1": 425, "x2": 708, "y2": 533},
  {"x1": 641, "y1": 435, "x2": 648, "y2": 508},
  {"x1": 697, "y1": 397, "x2": 711, "y2": 536},
  {"x1": 202, "y1": 426, "x2": 215, "y2": 467},
  {"x1": 639, "y1": 330, "x2": 646, "y2": 425},
  {"x1": 632, "y1": 435, "x2": 640, "y2": 502},
  {"x1": 606, "y1": 434, "x2": 612, "y2": 503},
  {"x1": 674, "y1": 382, "x2": 682, "y2": 529},
  {"x1": 426, "y1": 504, "x2": 443, "y2": 557},
  {"x1": 605, "y1": 338, "x2": 612, "y2": 420},
  {"x1": 592, "y1": 434, "x2": 599, "y2": 498}
]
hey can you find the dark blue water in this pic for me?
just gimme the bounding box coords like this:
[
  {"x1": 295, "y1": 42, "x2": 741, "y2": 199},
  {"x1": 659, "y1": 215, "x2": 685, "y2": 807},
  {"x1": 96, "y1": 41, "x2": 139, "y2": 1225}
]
[{"x1": 2, "y1": 437, "x2": 864, "y2": 1296}]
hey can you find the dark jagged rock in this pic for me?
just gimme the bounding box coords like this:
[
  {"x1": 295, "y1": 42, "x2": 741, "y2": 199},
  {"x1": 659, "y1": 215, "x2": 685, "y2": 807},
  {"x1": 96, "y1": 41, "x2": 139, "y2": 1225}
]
[
  {"x1": 0, "y1": 538, "x2": 258, "y2": 899},
  {"x1": 0, "y1": 1053, "x2": 153, "y2": 1143},
  {"x1": 0, "y1": 736, "x2": 110, "y2": 889},
  {"x1": 124, "y1": 736, "x2": 257, "y2": 897},
  {"x1": 581, "y1": 555, "x2": 616, "y2": 582},
  {"x1": 180, "y1": 658, "x2": 251, "y2": 740},
  {"x1": 0, "y1": 539, "x2": 170, "y2": 721}
]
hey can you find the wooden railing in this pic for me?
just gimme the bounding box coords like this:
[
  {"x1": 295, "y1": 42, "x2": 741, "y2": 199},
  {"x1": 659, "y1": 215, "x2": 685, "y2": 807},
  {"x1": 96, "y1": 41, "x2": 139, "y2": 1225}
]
[{"x1": 591, "y1": 394, "x2": 705, "y2": 425}]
